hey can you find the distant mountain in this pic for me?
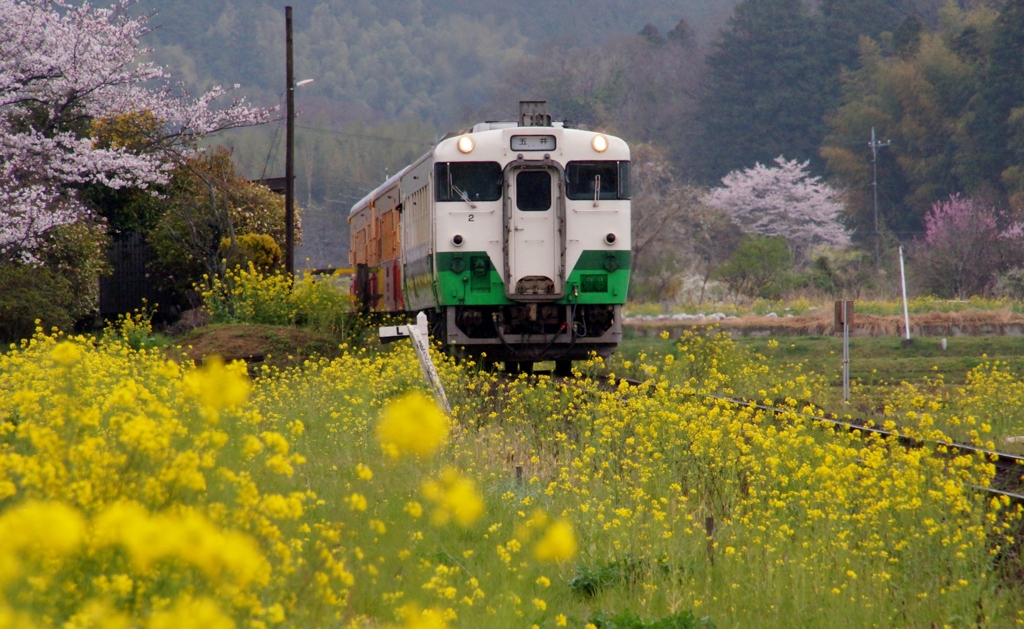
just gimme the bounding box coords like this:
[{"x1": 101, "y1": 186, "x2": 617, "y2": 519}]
[{"x1": 144, "y1": 0, "x2": 738, "y2": 127}]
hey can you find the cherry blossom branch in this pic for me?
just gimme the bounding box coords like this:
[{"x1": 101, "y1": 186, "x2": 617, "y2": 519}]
[{"x1": 1, "y1": 0, "x2": 273, "y2": 263}]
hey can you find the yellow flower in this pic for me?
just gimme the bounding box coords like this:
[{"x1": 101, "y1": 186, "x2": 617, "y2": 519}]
[
  {"x1": 0, "y1": 500, "x2": 85, "y2": 564},
  {"x1": 404, "y1": 501, "x2": 424, "y2": 518},
  {"x1": 356, "y1": 463, "x2": 374, "y2": 480},
  {"x1": 347, "y1": 493, "x2": 368, "y2": 511},
  {"x1": 183, "y1": 355, "x2": 250, "y2": 410},
  {"x1": 242, "y1": 435, "x2": 265, "y2": 458},
  {"x1": 51, "y1": 341, "x2": 83, "y2": 366},
  {"x1": 421, "y1": 468, "x2": 484, "y2": 527},
  {"x1": 386, "y1": 605, "x2": 449, "y2": 629},
  {"x1": 377, "y1": 391, "x2": 449, "y2": 458},
  {"x1": 267, "y1": 603, "x2": 286, "y2": 623},
  {"x1": 148, "y1": 596, "x2": 235, "y2": 629},
  {"x1": 533, "y1": 520, "x2": 577, "y2": 563}
]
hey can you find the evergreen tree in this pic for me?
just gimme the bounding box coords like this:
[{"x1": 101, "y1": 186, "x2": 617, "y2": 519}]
[
  {"x1": 819, "y1": 0, "x2": 905, "y2": 71},
  {"x1": 823, "y1": 31, "x2": 982, "y2": 245},
  {"x1": 968, "y1": 0, "x2": 1024, "y2": 203},
  {"x1": 690, "y1": 0, "x2": 831, "y2": 183}
]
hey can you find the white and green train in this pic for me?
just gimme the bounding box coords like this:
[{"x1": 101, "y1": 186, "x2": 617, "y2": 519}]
[{"x1": 349, "y1": 102, "x2": 630, "y2": 372}]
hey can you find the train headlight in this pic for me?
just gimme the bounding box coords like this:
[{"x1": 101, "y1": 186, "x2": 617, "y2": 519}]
[
  {"x1": 605, "y1": 233, "x2": 617, "y2": 245},
  {"x1": 592, "y1": 134, "x2": 609, "y2": 153},
  {"x1": 457, "y1": 135, "x2": 475, "y2": 153},
  {"x1": 452, "y1": 234, "x2": 464, "y2": 246}
]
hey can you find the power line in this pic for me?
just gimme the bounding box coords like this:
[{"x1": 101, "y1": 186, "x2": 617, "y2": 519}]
[
  {"x1": 293, "y1": 124, "x2": 434, "y2": 146},
  {"x1": 260, "y1": 117, "x2": 284, "y2": 181}
]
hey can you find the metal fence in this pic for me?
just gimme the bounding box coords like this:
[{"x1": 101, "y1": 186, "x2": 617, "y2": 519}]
[{"x1": 98, "y1": 232, "x2": 165, "y2": 319}]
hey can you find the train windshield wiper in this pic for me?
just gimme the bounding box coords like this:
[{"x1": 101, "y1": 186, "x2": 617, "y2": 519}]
[{"x1": 451, "y1": 184, "x2": 477, "y2": 209}]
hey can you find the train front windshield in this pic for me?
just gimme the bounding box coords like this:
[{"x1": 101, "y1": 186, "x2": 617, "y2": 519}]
[
  {"x1": 566, "y1": 161, "x2": 631, "y2": 201},
  {"x1": 435, "y1": 162, "x2": 502, "y2": 202}
]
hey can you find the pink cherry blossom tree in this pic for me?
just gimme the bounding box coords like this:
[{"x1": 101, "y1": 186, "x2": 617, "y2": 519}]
[
  {"x1": 0, "y1": 0, "x2": 270, "y2": 262},
  {"x1": 914, "y1": 194, "x2": 1022, "y2": 298},
  {"x1": 704, "y1": 156, "x2": 849, "y2": 264}
]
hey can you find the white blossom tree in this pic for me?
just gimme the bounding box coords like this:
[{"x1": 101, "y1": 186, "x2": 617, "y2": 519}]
[
  {"x1": 0, "y1": 0, "x2": 270, "y2": 262},
  {"x1": 704, "y1": 156, "x2": 849, "y2": 264}
]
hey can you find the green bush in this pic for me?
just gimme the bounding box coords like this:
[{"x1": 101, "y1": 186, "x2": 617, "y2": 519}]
[
  {"x1": 149, "y1": 149, "x2": 289, "y2": 306},
  {"x1": 0, "y1": 264, "x2": 76, "y2": 343},
  {"x1": 713, "y1": 235, "x2": 794, "y2": 300}
]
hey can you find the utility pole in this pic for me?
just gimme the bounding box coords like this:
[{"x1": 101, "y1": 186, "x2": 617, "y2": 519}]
[
  {"x1": 285, "y1": 5, "x2": 295, "y2": 277},
  {"x1": 869, "y1": 127, "x2": 890, "y2": 269}
]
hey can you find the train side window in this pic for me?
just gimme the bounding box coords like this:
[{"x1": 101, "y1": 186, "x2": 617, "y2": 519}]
[
  {"x1": 617, "y1": 161, "x2": 631, "y2": 199},
  {"x1": 435, "y1": 162, "x2": 502, "y2": 202},
  {"x1": 566, "y1": 161, "x2": 631, "y2": 201}
]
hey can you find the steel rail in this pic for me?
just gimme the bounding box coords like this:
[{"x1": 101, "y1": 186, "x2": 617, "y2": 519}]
[{"x1": 704, "y1": 394, "x2": 1024, "y2": 501}]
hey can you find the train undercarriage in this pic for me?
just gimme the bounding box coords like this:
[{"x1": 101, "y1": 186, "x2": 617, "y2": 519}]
[{"x1": 429, "y1": 303, "x2": 622, "y2": 372}]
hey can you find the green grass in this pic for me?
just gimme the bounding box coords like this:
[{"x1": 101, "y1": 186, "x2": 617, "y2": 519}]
[
  {"x1": 615, "y1": 333, "x2": 1024, "y2": 452},
  {"x1": 618, "y1": 334, "x2": 1024, "y2": 389}
]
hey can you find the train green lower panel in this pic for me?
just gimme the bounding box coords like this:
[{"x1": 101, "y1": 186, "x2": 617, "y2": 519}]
[
  {"x1": 565, "y1": 250, "x2": 630, "y2": 305},
  {"x1": 431, "y1": 250, "x2": 630, "y2": 307},
  {"x1": 435, "y1": 252, "x2": 511, "y2": 306}
]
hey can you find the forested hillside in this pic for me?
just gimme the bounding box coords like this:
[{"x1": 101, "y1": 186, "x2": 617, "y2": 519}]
[
  {"x1": 138, "y1": 0, "x2": 1024, "y2": 286},
  {"x1": 146, "y1": 0, "x2": 735, "y2": 124},
  {"x1": 142, "y1": 0, "x2": 739, "y2": 267}
]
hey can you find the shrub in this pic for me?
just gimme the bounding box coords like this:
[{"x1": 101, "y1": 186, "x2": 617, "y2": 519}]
[
  {"x1": 0, "y1": 264, "x2": 75, "y2": 343},
  {"x1": 149, "y1": 149, "x2": 290, "y2": 304},
  {"x1": 993, "y1": 267, "x2": 1024, "y2": 300},
  {"x1": 220, "y1": 233, "x2": 283, "y2": 271},
  {"x1": 37, "y1": 221, "x2": 109, "y2": 322},
  {"x1": 713, "y1": 235, "x2": 795, "y2": 300}
]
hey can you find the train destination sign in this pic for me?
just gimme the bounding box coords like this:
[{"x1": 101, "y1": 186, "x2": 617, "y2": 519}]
[{"x1": 511, "y1": 135, "x2": 556, "y2": 151}]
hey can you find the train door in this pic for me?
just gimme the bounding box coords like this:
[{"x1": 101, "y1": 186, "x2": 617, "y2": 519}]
[{"x1": 505, "y1": 166, "x2": 564, "y2": 299}]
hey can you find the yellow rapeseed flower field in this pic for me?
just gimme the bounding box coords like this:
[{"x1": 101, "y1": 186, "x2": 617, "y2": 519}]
[{"x1": 1, "y1": 323, "x2": 1022, "y2": 628}]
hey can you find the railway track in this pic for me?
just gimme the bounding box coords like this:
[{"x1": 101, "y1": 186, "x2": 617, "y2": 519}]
[
  {"x1": 492, "y1": 368, "x2": 1024, "y2": 503},
  {"x1": 706, "y1": 393, "x2": 1024, "y2": 502}
]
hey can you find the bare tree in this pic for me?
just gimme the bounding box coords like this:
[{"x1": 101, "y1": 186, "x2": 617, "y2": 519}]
[{"x1": 629, "y1": 143, "x2": 738, "y2": 303}]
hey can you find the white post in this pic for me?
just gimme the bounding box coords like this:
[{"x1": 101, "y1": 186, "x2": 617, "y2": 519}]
[
  {"x1": 843, "y1": 300, "x2": 850, "y2": 407},
  {"x1": 380, "y1": 312, "x2": 451, "y2": 414},
  {"x1": 899, "y1": 246, "x2": 911, "y2": 344}
]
